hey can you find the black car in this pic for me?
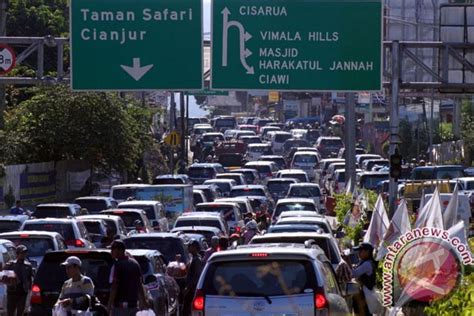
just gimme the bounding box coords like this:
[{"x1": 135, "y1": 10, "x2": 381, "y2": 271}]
[
  {"x1": 123, "y1": 233, "x2": 189, "y2": 264},
  {"x1": 30, "y1": 250, "x2": 113, "y2": 316}
]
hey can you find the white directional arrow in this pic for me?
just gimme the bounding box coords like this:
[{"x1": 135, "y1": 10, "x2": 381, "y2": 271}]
[
  {"x1": 120, "y1": 58, "x2": 153, "y2": 81},
  {"x1": 244, "y1": 48, "x2": 252, "y2": 58}
]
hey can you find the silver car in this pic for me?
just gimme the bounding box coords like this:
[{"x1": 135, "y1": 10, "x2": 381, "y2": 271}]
[{"x1": 192, "y1": 244, "x2": 351, "y2": 315}]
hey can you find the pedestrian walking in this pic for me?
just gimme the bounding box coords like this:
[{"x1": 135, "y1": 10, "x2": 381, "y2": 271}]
[
  {"x1": 242, "y1": 220, "x2": 259, "y2": 244},
  {"x1": 183, "y1": 239, "x2": 203, "y2": 316},
  {"x1": 3, "y1": 245, "x2": 34, "y2": 316},
  {"x1": 107, "y1": 240, "x2": 149, "y2": 316},
  {"x1": 352, "y1": 242, "x2": 378, "y2": 315},
  {"x1": 10, "y1": 200, "x2": 25, "y2": 215},
  {"x1": 55, "y1": 256, "x2": 95, "y2": 313},
  {"x1": 203, "y1": 236, "x2": 219, "y2": 263}
]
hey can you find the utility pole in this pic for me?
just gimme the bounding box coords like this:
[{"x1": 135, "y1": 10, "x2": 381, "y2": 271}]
[
  {"x1": 344, "y1": 93, "x2": 356, "y2": 193},
  {"x1": 185, "y1": 94, "x2": 189, "y2": 166},
  {"x1": 179, "y1": 92, "x2": 186, "y2": 174},
  {"x1": 388, "y1": 41, "x2": 400, "y2": 218},
  {"x1": 0, "y1": 0, "x2": 7, "y2": 129},
  {"x1": 169, "y1": 93, "x2": 176, "y2": 173}
]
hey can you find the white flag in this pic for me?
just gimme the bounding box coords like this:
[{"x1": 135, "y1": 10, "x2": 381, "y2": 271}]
[
  {"x1": 345, "y1": 176, "x2": 353, "y2": 196},
  {"x1": 443, "y1": 184, "x2": 459, "y2": 229},
  {"x1": 415, "y1": 188, "x2": 444, "y2": 229},
  {"x1": 447, "y1": 220, "x2": 469, "y2": 248},
  {"x1": 377, "y1": 199, "x2": 411, "y2": 260},
  {"x1": 363, "y1": 195, "x2": 389, "y2": 248}
]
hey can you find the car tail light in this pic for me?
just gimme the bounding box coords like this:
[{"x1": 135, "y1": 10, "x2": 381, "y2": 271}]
[
  {"x1": 192, "y1": 289, "x2": 205, "y2": 311},
  {"x1": 66, "y1": 239, "x2": 86, "y2": 247},
  {"x1": 314, "y1": 290, "x2": 328, "y2": 310},
  {"x1": 250, "y1": 253, "x2": 269, "y2": 257},
  {"x1": 31, "y1": 284, "x2": 42, "y2": 304},
  {"x1": 443, "y1": 201, "x2": 449, "y2": 207}
]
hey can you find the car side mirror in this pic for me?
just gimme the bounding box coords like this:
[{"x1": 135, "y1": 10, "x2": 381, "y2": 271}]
[{"x1": 345, "y1": 282, "x2": 360, "y2": 296}]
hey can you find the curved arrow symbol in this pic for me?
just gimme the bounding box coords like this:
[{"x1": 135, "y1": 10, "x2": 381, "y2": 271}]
[{"x1": 120, "y1": 58, "x2": 154, "y2": 81}]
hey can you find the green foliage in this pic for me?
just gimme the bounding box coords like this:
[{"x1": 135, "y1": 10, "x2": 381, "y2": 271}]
[
  {"x1": 462, "y1": 99, "x2": 474, "y2": 166},
  {"x1": 4, "y1": 186, "x2": 15, "y2": 209},
  {"x1": 6, "y1": 0, "x2": 68, "y2": 36},
  {"x1": 439, "y1": 123, "x2": 455, "y2": 142},
  {"x1": 334, "y1": 193, "x2": 353, "y2": 224},
  {"x1": 0, "y1": 85, "x2": 153, "y2": 175}
]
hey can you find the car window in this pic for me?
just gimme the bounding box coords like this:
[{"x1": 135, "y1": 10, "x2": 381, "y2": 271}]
[
  {"x1": 82, "y1": 221, "x2": 102, "y2": 235},
  {"x1": 33, "y1": 207, "x2": 71, "y2": 218},
  {"x1": 23, "y1": 223, "x2": 75, "y2": 241},
  {"x1": 230, "y1": 189, "x2": 264, "y2": 197},
  {"x1": 294, "y1": 155, "x2": 317, "y2": 164},
  {"x1": 112, "y1": 188, "x2": 137, "y2": 201},
  {"x1": 75, "y1": 200, "x2": 107, "y2": 214},
  {"x1": 195, "y1": 206, "x2": 236, "y2": 221},
  {"x1": 275, "y1": 203, "x2": 316, "y2": 217},
  {"x1": 56, "y1": 236, "x2": 67, "y2": 250},
  {"x1": 288, "y1": 186, "x2": 321, "y2": 197},
  {"x1": 7, "y1": 237, "x2": 55, "y2": 257},
  {"x1": 189, "y1": 167, "x2": 215, "y2": 178},
  {"x1": 124, "y1": 238, "x2": 187, "y2": 264},
  {"x1": 321, "y1": 262, "x2": 339, "y2": 294},
  {"x1": 133, "y1": 256, "x2": 150, "y2": 274},
  {"x1": 104, "y1": 212, "x2": 141, "y2": 228},
  {"x1": 77, "y1": 221, "x2": 89, "y2": 239},
  {"x1": 0, "y1": 221, "x2": 22, "y2": 233},
  {"x1": 267, "y1": 182, "x2": 292, "y2": 193},
  {"x1": 120, "y1": 205, "x2": 156, "y2": 221},
  {"x1": 203, "y1": 260, "x2": 318, "y2": 296},
  {"x1": 175, "y1": 219, "x2": 222, "y2": 230}
]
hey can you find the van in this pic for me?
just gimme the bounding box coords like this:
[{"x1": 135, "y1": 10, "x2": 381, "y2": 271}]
[
  {"x1": 110, "y1": 184, "x2": 147, "y2": 203},
  {"x1": 269, "y1": 131, "x2": 293, "y2": 154},
  {"x1": 412, "y1": 165, "x2": 465, "y2": 180},
  {"x1": 291, "y1": 151, "x2": 320, "y2": 180},
  {"x1": 212, "y1": 116, "x2": 237, "y2": 132}
]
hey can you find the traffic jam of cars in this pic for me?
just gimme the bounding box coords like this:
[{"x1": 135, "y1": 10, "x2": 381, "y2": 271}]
[{"x1": 0, "y1": 115, "x2": 472, "y2": 316}]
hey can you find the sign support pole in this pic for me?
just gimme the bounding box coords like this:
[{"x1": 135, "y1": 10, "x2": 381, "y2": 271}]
[
  {"x1": 180, "y1": 92, "x2": 186, "y2": 173},
  {"x1": 389, "y1": 40, "x2": 400, "y2": 218},
  {"x1": 345, "y1": 93, "x2": 357, "y2": 194},
  {"x1": 185, "y1": 94, "x2": 189, "y2": 166},
  {"x1": 0, "y1": 0, "x2": 7, "y2": 129}
]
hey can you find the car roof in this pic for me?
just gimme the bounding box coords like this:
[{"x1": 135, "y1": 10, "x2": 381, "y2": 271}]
[
  {"x1": 318, "y1": 136, "x2": 341, "y2": 140},
  {"x1": 248, "y1": 144, "x2": 271, "y2": 147},
  {"x1": 252, "y1": 232, "x2": 333, "y2": 240},
  {"x1": 101, "y1": 208, "x2": 145, "y2": 214},
  {"x1": 278, "y1": 169, "x2": 306, "y2": 174},
  {"x1": 293, "y1": 151, "x2": 319, "y2": 156},
  {"x1": 205, "y1": 179, "x2": 236, "y2": 183},
  {"x1": 112, "y1": 184, "x2": 148, "y2": 189},
  {"x1": 231, "y1": 168, "x2": 258, "y2": 173},
  {"x1": 260, "y1": 155, "x2": 285, "y2": 159},
  {"x1": 190, "y1": 163, "x2": 222, "y2": 167},
  {"x1": 267, "y1": 178, "x2": 298, "y2": 182},
  {"x1": 171, "y1": 226, "x2": 221, "y2": 233},
  {"x1": 208, "y1": 244, "x2": 324, "y2": 262},
  {"x1": 359, "y1": 171, "x2": 389, "y2": 175},
  {"x1": 269, "y1": 224, "x2": 321, "y2": 230},
  {"x1": 75, "y1": 196, "x2": 114, "y2": 201},
  {"x1": 280, "y1": 211, "x2": 321, "y2": 217},
  {"x1": 126, "y1": 249, "x2": 163, "y2": 257},
  {"x1": 77, "y1": 214, "x2": 122, "y2": 221},
  {"x1": 118, "y1": 201, "x2": 159, "y2": 206},
  {"x1": 0, "y1": 215, "x2": 29, "y2": 222},
  {"x1": 454, "y1": 177, "x2": 474, "y2": 181},
  {"x1": 37, "y1": 203, "x2": 78, "y2": 207},
  {"x1": 196, "y1": 202, "x2": 238, "y2": 207},
  {"x1": 276, "y1": 198, "x2": 316, "y2": 204},
  {"x1": 178, "y1": 212, "x2": 223, "y2": 218},
  {"x1": 25, "y1": 218, "x2": 76, "y2": 224},
  {"x1": 156, "y1": 174, "x2": 188, "y2": 179},
  {"x1": 232, "y1": 185, "x2": 265, "y2": 189},
  {"x1": 278, "y1": 216, "x2": 326, "y2": 223},
  {"x1": 125, "y1": 232, "x2": 180, "y2": 239},
  {"x1": 245, "y1": 161, "x2": 275, "y2": 166},
  {"x1": 0, "y1": 231, "x2": 62, "y2": 238},
  {"x1": 289, "y1": 183, "x2": 320, "y2": 188},
  {"x1": 216, "y1": 173, "x2": 243, "y2": 176}
]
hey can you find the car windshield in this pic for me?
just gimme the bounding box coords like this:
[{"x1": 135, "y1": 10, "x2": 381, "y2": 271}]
[
  {"x1": 112, "y1": 188, "x2": 137, "y2": 200},
  {"x1": 233, "y1": 171, "x2": 255, "y2": 183},
  {"x1": 464, "y1": 181, "x2": 474, "y2": 190},
  {"x1": 124, "y1": 238, "x2": 186, "y2": 263},
  {"x1": 268, "y1": 225, "x2": 320, "y2": 233},
  {"x1": 249, "y1": 146, "x2": 269, "y2": 153},
  {"x1": 105, "y1": 212, "x2": 141, "y2": 228},
  {"x1": 275, "y1": 134, "x2": 292, "y2": 142},
  {"x1": 294, "y1": 155, "x2": 317, "y2": 163},
  {"x1": 0, "y1": 221, "x2": 22, "y2": 233},
  {"x1": 23, "y1": 223, "x2": 75, "y2": 241},
  {"x1": 82, "y1": 221, "x2": 102, "y2": 235},
  {"x1": 75, "y1": 200, "x2": 107, "y2": 214},
  {"x1": 194, "y1": 193, "x2": 205, "y2": 204},
  {"x1": 321, "y1": 139, "x2": 343, "y2": 147},
  {"x1": 153, "y1": 178, "x2": 184, "y2": 184},
  {"x1": 361, "y1": 175, "x2": 389, "y2": 189},
  {"x1": 202, "y1": 135, "x2": 224, "y2": 142},
  {"x1": 275, "y1": 203, "x2": 316, "y2": 217},
  {"x1": 230, "y1": 189, "x2": 264, "y2": 197},
  {"x1": 288, "y1": 186, "x2": 321, "y2": 198},
  {"x1": 267, "y1": 182, "x2": 292, "y2": 193},
  {"x1": 6, "y1": 237, "x2": 55, "y2": 257},
  {"x1": 35, "y1": 253, "x2": 113, "y2": 291},
  {"x1": 189, "y1": 167, "x2": 214, "y2": 178},
  {"x1": 175, "y1": 219, "x2": 221, "y2": 230},
  {"x1": 242, "y1": 137, "x2": 262, "y2": 144},
  {"x1": 33, "y1": 207, "x2": 70, "y2": 218},
  {"x1": 215, "y1": 119, "x2": 235, "y2": 128},
  {"x1": 283, "y1": 174, "x2": 307, "y2": 182},
  {"x1": 218, "y1": 155, "x2": 242, "y2": 167},
  {"x1": 195, "y1": 206, "x2": 236, "y2": 221},
  {"x1": 203, "y1": 260, "x2": 317, "y2": 296},
  {"x1": 120, "y1": 205, "x2": 155, "y2": 220},
  {"x1": 436, "y1": 168, "x2": 464, "y2": 180}
]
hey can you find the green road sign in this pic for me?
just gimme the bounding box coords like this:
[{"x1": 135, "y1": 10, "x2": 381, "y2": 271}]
[
  {"x1": 185, "y1": 88, "x2": 229, "y2": 96},
  {"x1": 211, "y1": 0, "x2": 382, "y2": 91},
  {"x1": 71, "y1": 0, "x2": 202, "y2": 91}
]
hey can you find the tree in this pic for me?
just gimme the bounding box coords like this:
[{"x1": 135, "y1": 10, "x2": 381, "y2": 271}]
[{"x1": 0, "y1": 85, "x2": 153, "y2": 175}]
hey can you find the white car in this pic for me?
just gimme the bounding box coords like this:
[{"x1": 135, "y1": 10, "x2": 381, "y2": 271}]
[
  {"x1": 286, "y1": 183, "x2": 324, "y2": 211},
  {"x1": 246, "y1": 143, "x2": 273, "y2": 161},
  {"x1": 191, "y1": 244, "x2": 351, "y2": 315},
  {"x1": 290, "y1": 151, "x2": 320, "y2": 180},
  {"x1": 276, "y1": 169, "x2": 310, "y2": 183},
  {"x1": 272, "y1": 198, "x2": 320, "y2": 222},
  {"x1": 174, "y1": 212, "x2": 228, "y2": 235},
  {"x1": 195, "y1": 202, "x2": 244, "y2": 232},
  {"x1": 118, "y1": 200, "x2": 169, "y2": 232},
  {"x1": 269, "y1": 131, "x2": 293, "y2": 154}
]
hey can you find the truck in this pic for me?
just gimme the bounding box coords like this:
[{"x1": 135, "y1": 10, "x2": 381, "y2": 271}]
[{"x1": 135, "y1": 184, "x2": 193, "y2": 225}]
